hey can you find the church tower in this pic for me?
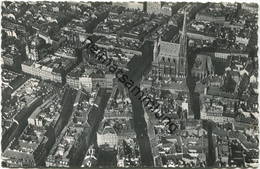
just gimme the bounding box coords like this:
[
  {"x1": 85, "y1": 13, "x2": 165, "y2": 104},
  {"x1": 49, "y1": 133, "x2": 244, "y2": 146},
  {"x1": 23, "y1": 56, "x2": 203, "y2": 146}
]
[
  {"x1": 178, "y1": 8, "x2": 188, "y2": 77},
  {"x1": 153, "y1": 35, "x2": 161, "y2": 63},
  {"x1": 30, "y1": 40, "x2": 39, "y2": 61},
  {"x1": 26, "y1": 34, "x2": 40, "y2": 61}
]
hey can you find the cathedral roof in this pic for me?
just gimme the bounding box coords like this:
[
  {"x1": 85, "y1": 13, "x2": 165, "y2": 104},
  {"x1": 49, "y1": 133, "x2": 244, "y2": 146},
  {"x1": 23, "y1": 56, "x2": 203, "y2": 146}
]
[{"x1": 158, "y1": 41, "x2": 180, "y2": 59}]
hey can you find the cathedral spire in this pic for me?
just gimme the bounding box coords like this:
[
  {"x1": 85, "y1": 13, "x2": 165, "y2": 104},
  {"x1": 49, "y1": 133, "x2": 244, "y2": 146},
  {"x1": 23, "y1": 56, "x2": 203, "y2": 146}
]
[
  {"x1": 178, "y1": 8, "x2": 188, "y2": 76},
  {"x1": 181, "y1": 8, "x2": 187, "y2": 38}
]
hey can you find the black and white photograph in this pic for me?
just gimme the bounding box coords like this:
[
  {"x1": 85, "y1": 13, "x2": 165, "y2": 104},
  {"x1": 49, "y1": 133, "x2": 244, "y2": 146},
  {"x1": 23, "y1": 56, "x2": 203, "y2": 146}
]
[{"x1": 1, "y1": 1, "x2": 259, "y2": 168}]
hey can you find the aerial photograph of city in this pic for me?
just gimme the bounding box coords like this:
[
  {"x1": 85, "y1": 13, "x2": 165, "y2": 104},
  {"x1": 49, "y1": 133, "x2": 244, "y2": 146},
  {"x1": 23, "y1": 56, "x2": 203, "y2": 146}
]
[{"x1": 1, "y1": 1, "x2": 259, "y2": 168}]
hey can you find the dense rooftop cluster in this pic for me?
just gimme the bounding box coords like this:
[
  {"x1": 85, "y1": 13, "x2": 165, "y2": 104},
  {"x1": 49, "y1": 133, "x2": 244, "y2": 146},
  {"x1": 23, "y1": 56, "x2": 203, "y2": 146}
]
[{"x1": 1, "y1": 1, "x2": 258, "y2": 168}]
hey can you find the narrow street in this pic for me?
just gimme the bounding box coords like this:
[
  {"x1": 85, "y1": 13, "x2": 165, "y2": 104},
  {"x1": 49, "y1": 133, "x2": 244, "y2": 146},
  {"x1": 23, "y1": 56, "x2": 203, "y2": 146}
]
[{"x1": 126, "y1": 41, "x2": 154, "y2": 166}]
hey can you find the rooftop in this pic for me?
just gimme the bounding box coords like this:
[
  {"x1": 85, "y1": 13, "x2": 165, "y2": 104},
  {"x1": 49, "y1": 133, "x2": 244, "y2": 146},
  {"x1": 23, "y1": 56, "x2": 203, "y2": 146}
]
[
  {"x1": 7, "y1": 125, "x2": 47, "y2": 154},
  {"x1": 67, "y1": 63, "x2": 96, "y2": 78},
  {"x1": 159, "y1": 41, "x2": 180, "y2": 58},
  {"x1": 96, "y1": 36, "x2": 142, "y2": 51},
  {"x1": 2, "y1": 78, "x2": 55, "y2": 124},
  {"x1": 28, "y1": 89, "x2": 64, "y2": 128},
  {"x1": 98, "y1": 118, "x2": 135, "y2": 137},
  {"x1": 47, "y1": 91, "x2": 94, "y2": 165},
  {"x1": 105, "y1": 87, "x2": 132, "y2": 118},
  {"x1": 54, "y1": 47, "x2": 75, "y2": 59},
  {"x1": 24, "y1": 54, "x2": 75, "y2": 73},
  {"x1": 1, "y1": 69, "x2": 24, "y2": 91},
  {"x1": 47, "y1": 124, "x2": 84, "y2": 163},
  {"x1": 94, "y1": 8, "x2": 147, "y2": 35}
]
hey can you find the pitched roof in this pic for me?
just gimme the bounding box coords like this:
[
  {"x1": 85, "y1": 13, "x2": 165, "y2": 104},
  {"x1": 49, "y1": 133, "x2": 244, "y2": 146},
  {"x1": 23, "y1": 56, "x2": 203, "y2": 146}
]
[{"x1": 159, "y1": 41, "x2": 180, "y2": 59}]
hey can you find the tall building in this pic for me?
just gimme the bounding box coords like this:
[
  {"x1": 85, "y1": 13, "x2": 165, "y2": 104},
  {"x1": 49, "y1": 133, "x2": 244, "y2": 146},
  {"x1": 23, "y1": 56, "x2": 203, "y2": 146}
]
[
  {"x1": 152, "y1": 9, "x2": 187, "y2": 79},
  {"x1": 178, "y1": 9, "x2": 188, "y2": 76},
  {"x1": 26, "y1": 34, "x2": 41, "y2": 61}
]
